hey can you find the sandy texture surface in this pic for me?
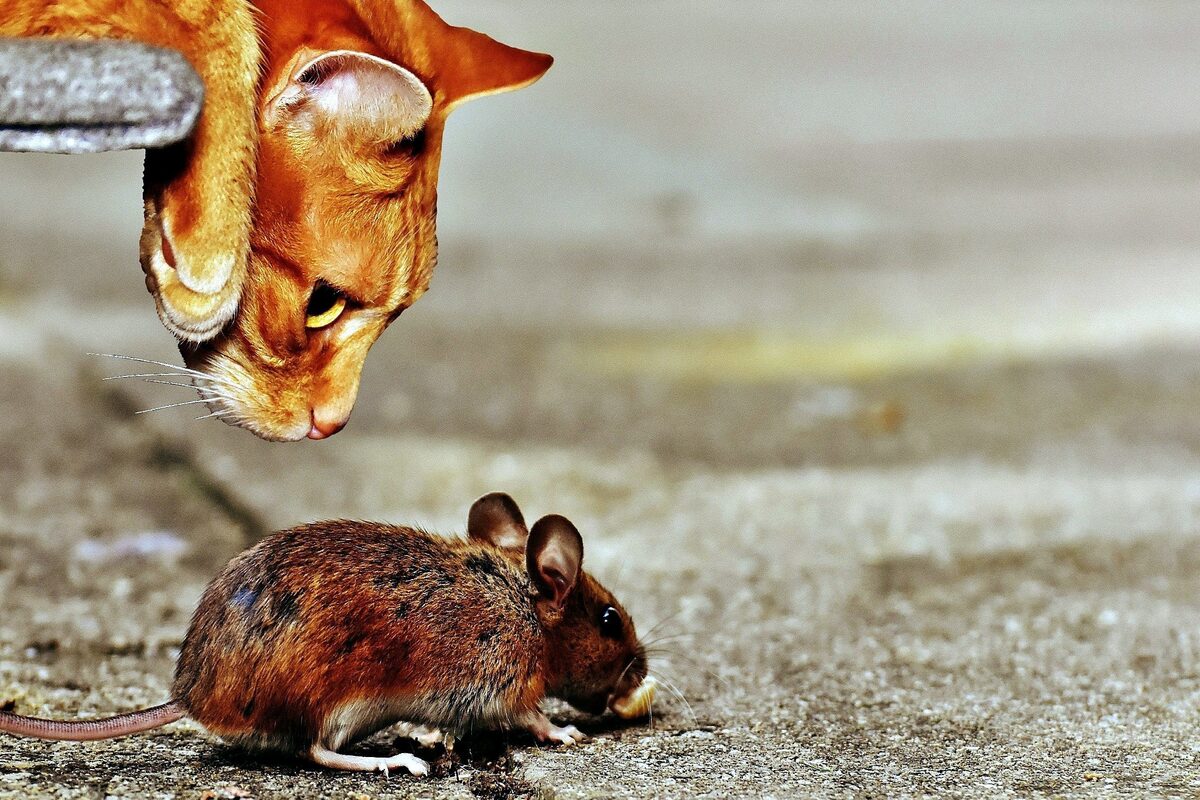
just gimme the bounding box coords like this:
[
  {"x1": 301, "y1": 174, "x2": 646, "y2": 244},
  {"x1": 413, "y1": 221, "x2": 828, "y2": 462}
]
[{"x1": 7, "y1": 334, "x2": 1200, "y2": 798}]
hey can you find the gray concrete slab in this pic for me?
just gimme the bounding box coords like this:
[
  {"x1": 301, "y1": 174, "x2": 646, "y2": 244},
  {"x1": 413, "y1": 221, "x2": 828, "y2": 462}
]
[
  {"x1": 9, "y1": 336, "x2": 1200, "y2": 797},
  {"x1": 0, "y1": 39, "x2": 201, "y2": 153}
]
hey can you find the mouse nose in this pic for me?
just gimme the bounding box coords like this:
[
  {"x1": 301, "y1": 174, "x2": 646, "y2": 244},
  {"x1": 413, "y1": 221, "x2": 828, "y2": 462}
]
[{"x1": 307, "y1": 409, "x2": 348, "y2": 440}]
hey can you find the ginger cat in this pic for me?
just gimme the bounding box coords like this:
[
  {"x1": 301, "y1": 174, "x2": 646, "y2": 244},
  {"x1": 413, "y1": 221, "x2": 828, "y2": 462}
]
[
  {"x1": 186, "y1": 0, "x2": 552, "y2": 441},
  {"x1": 3, "y1": 0, "x2": 551, "y2": 440},
  {"x1": 2, "y1": 0, "x2": 260, "y2": 341}
]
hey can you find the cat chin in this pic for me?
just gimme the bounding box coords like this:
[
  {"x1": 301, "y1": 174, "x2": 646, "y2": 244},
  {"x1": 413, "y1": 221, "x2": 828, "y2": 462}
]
[
  {"x1": 178, "y1": 351, "x2": 315, "y2": 442},
  {"x1": 234, "y1": 421, "x2": 312, "y2": 443},
  {"x1": 210, "y1": 403, "x2": 313, "y2": 443},
  {"x1": 204, "y1": 394, "x2": 313, "y2": 442}
]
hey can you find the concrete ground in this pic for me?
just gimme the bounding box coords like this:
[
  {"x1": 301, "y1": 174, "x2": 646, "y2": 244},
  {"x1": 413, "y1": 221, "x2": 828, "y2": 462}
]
[{"x1": 5, "y1": 3, "x2": 1200, "y2": 798}]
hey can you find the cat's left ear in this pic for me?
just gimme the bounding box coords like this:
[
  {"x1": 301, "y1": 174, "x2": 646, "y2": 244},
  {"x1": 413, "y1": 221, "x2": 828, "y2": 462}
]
[
  {"x1": 430, "y1": 25, "x2": 553, "y2": 111},
  {"x1": 268, "y1": 50, "x2": 433, "y2": 144}
]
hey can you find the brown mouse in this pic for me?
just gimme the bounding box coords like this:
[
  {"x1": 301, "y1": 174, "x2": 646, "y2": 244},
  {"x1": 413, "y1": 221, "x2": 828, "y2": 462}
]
[{"x1": 0, "y1": 493, "x2": 653, "y2": 776}]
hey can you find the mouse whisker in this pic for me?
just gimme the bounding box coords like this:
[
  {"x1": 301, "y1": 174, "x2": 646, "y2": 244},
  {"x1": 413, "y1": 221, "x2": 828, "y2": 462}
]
[
  {"x1": 640, "y1": 632, "x2": 695, "y2": 649},
  {"x1": 647, "y1": 668, "x2": 698, "y2": 728},
  {"x1": 651, "y1": 655, "x2": 729, "y2": 691},
  {"x1": 615, "y1": 655, "x2": 641, "y2": 691},
  {"x1": 640, "y1": 611, "x2": 685, "y2": 643}
]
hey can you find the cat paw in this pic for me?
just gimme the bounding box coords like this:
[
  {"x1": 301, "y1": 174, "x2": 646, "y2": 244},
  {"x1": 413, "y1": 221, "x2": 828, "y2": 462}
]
[
  {"x1": 140, "y1": 200, "x2": 244, "y2": 343},
  {"x1": 155, "y1": 173, "x2": 245, "y2": 296}
]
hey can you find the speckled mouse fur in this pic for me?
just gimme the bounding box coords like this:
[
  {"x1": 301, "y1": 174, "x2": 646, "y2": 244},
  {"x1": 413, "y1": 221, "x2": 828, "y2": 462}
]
[{"x1": 0, "y1": 493, "x2": 650, "y2": 776}]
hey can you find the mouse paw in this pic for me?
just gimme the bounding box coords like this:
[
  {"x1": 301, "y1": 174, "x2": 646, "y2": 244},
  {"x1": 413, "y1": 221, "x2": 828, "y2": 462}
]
[
  {"x1": 544, "y1": 723, "x2": 585, "y2": 747},
  {"x1": 413, "y1": 725, "x2": 449, "y2": 749},
  {"x1": 308, "y1": 744, "x2": 430, "y2": 777},
  {"x1": 516, "y1": 711, "x2": 587, "y2": 747},
  {"x1": 375, "y1": 753, "x2": 430, "y2": 778},
  {"x1": 395, "y1": 722, "x2": 447, "y2": 749}
]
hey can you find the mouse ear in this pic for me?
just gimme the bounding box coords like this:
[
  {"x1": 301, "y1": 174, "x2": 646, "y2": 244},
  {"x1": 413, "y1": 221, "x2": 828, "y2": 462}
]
[
  {"x1": 468, "y1": 492, "x2": 528, "y2": 550},
  {"x1": 526, "y1": 515, "x2": 583, "y2": 612}
]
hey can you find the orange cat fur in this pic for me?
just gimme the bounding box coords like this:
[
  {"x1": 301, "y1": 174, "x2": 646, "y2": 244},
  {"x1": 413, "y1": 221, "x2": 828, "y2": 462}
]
[
  {"x1": 181, "y1": 0, "x2": 551, "y2": 440},
  {"x1": 4, "y1": 0, "x2": 550, "y2": 440},
  {"x1": 1, "y1": 0, "x2": 259, "y2": 341}
]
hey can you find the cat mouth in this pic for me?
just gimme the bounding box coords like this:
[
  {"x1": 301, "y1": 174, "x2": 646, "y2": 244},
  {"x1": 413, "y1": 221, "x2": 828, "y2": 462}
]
[
  {"x1": 195, "y1": 387, "x2": 314, "y2": 442},
  {"x1": 175, "y1": 349, "x2": 314, "y2": 442},
  {"x1": 196, "y1": 386, "x2": 313, "y2": 442}
]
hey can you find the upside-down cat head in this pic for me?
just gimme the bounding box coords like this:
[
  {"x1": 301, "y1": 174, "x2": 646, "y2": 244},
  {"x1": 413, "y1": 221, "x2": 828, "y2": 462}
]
[{"x1": 181, "y1": 0, "x2": 551, "y2": 440}]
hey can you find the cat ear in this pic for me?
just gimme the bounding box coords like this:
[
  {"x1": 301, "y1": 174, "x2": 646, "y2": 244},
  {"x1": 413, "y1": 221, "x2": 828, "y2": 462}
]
[
  {"x1": 271, "y1": 50, "x2": 433, "y2": 144},
  {"x1": 340, "y1": 1, "x2": 552, "y2": 112},
  {"x1": 433, "y1": 27, "x2": 554, "y2": 110},
  {"x1": 467, "y1": 492, "x2": 528, "y2": 550}
]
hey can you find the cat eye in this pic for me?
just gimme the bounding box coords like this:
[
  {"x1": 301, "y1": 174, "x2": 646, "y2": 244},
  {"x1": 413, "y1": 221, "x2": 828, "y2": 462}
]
[
  {"x1": 599, "y1": 606, "x2": 623, "y2": 639},
  {"x1": 305, "y1": 282, "x2": 347, "y2": 329},
  {"x1": 383, "y1": 130, "x2": 425, "y2": 158}
]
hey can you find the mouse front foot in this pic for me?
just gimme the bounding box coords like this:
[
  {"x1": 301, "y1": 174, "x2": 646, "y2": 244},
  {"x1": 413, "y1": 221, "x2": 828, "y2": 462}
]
[
  {"x1": 516, "y1": 710, "x2": 587, "y2": 747},
  {"x1": 308, "y1": 744, "x2": 430, "y2": 777},
  {"x1": 544, "y1": 723, "x2": 585, "y2": 747}
]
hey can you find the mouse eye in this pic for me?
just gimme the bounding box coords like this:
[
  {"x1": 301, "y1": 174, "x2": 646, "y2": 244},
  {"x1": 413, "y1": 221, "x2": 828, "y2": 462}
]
[
  {"x1": 306, "y1": 282, "x2": 347, "y2": 329},
  {"x1": 599, "y1": 606, "x2": 623, "y2": 639}
]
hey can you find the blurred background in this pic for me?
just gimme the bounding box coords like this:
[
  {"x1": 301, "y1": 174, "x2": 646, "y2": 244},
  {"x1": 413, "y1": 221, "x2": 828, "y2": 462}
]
[{"x1": 4, "y1": 3, "x2": 1200, "y2": 796}]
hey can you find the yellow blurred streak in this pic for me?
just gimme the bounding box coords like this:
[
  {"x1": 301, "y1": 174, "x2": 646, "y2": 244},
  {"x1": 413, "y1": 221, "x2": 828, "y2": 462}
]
[{"x1": 568, "y1": 331, "x2": 1000, "y2": 383}]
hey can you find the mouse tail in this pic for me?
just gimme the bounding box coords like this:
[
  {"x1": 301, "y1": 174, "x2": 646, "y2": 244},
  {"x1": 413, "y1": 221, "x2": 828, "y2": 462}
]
[{"x1": 0, "y1": 700, "x2": 186, "y2": 741}]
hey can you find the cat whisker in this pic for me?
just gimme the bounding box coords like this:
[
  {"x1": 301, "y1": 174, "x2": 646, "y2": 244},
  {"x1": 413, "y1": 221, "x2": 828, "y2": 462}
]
[
  {"x1": 146, "y1": 382, "x2": 237, "y2": 403},
  {"x1": 88, "y1": 353, "x2": 242, "y2": 391},
  {"x1": 102, "y1": 372, "x2": 196, "y2": 382},
  {"x1": 90, "y1": 352, "x2": 209, "y2": 377},
  {"x1": 134, "y1": 398, "x2": 218, "y2": 415},
  {"x1": 110, "y1": 376, "x2": 237, "y2": 404},
  {"x1": 103, "y1": 373, "x2": 237, "y2": 402}
]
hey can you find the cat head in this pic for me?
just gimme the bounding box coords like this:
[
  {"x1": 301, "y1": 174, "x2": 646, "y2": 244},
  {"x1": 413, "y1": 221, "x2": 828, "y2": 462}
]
[{"x1": 182, "y1": 0, "x2": 551, "y2": 440}]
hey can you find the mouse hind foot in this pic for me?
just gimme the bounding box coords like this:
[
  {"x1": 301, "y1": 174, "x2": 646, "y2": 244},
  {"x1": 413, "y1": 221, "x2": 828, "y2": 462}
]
[
  {"x1": 394, "y1": 722, "x2": 453, "y2": 750},
  {"x1": 308, "y1": 743, "x2": 430, "y2": 777}
]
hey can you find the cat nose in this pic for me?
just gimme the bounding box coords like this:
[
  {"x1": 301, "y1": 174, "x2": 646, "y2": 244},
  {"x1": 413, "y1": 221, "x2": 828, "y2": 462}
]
[{"x1": 307, "y1": 409, "x2": 348, "y2": 440}]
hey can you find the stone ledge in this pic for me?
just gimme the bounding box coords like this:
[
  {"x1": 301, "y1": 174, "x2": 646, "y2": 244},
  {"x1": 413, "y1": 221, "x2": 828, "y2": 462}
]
[{"x1": 0, "y1": 38, "x2": 202, "y2": 153}]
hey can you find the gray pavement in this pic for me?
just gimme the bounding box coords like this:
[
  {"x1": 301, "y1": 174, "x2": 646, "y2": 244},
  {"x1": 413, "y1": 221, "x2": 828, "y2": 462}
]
[{"x1": 4, "y1": 3, "x2": 1200, "y2": 798}]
